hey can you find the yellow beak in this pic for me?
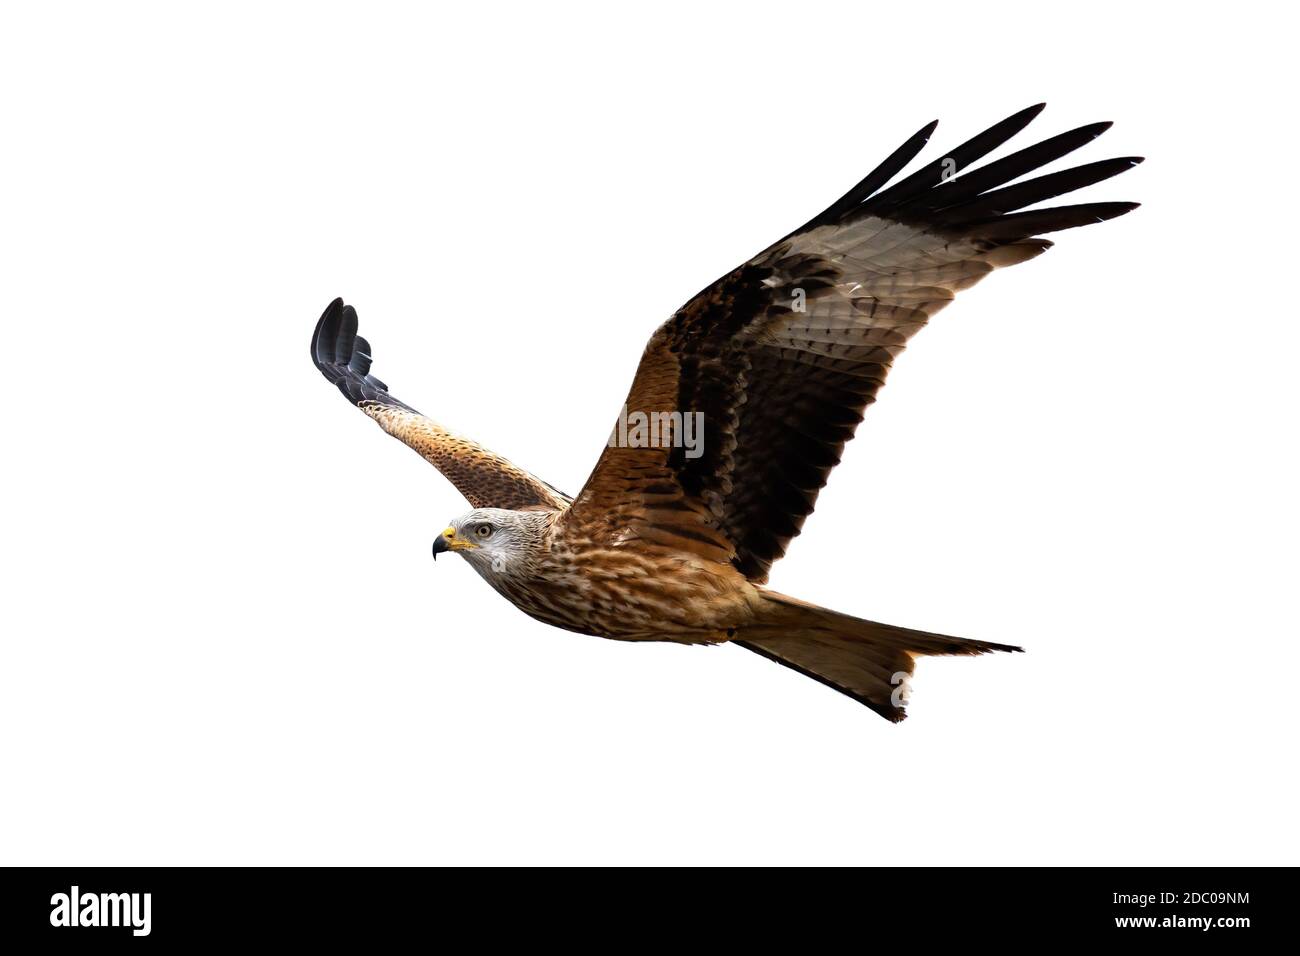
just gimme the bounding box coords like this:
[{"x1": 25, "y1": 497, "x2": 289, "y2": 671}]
[{"x1": 432, "y1": 526, "x2": 477, "y2": 558}]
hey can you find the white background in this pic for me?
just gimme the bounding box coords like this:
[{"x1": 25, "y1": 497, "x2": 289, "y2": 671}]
[{"x1": 2, "y1": 1, "x2": 1296, "y2": 866}]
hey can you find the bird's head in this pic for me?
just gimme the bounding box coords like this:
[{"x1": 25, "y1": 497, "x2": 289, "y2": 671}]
[{"x1": 431, "y1": 507, "x2": 549, "y2": 576}]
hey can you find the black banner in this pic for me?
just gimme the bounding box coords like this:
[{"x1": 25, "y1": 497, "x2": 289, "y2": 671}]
[{"x1": 0, "y1": 866, "x2": 1283, "y2": 945}]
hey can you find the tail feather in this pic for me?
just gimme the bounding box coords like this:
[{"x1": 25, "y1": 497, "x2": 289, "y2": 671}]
[{"x1": 738, "y1": 593, "x2": 1021, "y2": 722}]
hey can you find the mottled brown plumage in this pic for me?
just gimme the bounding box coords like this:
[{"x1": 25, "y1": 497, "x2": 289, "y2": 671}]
[{"x1": 311, "y1": 105, "x2": 1140, "y2": 720}]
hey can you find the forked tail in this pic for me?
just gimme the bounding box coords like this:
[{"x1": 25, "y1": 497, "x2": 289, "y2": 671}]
[{"x1": 737, "y1": 592, "x2": 1022, "y2": 721}]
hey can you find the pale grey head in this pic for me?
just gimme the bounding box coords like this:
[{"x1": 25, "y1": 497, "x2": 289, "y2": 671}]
[{"x1": 431, "y1": 507, "x2": 552, "y2": 580}]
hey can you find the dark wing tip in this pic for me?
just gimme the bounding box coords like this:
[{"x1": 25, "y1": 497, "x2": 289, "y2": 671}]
[
  {"x1": 309, "y1": 298, "x2": 416, "y2": 412},
  {"x1": 783, "y1": 117, "x2": 939, "y2": 238},
  {"x1": 933, "y1": 156, "x2": 1145, "y2": 223},
  {"x1": 1092, "y1": 200, "x2": 1141, "y2": 218},
  {"x1": 790, "y1": 106, "x2": 1139, "y2": 245},
  {"x1": 862, "y1": 104, "x2": 1052, "y2": 216},
  {"x1": 1015, "y1": 102, "x2": 1048, "y2": 123},
  {"x1": 311, "y1": 297, "x2": 345, "y2": 367},
  {"x1": 878, "y1": 111, "x2": 1138, "y2": 240},
  {"x1": 961, "y1": 200, "x2": 1141, "y2": 239}
]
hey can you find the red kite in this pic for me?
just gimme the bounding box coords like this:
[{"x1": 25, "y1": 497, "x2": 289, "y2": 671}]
[{"x1": 312, "y1": 105, "x2": 1139, "y2": 719}]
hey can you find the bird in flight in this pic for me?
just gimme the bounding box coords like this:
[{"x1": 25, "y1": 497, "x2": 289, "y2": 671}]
[{"x1": 311, "y1": 104, "x2": 1139, "y2": 720}]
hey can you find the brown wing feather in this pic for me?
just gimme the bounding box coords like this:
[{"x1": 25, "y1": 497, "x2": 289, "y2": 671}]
[
  {"x1": 567, "y1": 107, "x2": 1140, "y2": 581},
  {"x1": 311, "y1": 299, "x2": 570, "y2": 511},
  {"x1": 565, "y1": 338, "x2": 735, "y2": 563}
]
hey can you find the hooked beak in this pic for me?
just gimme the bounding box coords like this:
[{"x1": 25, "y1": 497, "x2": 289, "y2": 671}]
[{"x1": 432, "y1": 526, "x2": 475, "y2": 560}]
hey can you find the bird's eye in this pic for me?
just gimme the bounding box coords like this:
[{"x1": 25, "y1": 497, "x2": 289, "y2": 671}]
[{"x1": 475, "y1": 524, "x2": 493, "y2": 538}]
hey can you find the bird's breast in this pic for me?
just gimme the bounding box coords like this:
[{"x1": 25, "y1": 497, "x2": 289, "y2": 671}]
[{"x1": 491, "y1": 544, "x2": 757, "y2": 641}]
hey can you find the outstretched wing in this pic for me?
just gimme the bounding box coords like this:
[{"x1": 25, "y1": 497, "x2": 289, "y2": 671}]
[
  {"x1": 565, "y1": 105, "x2": 1140, "y2": 582},
  {"x1": 311, "y1": 298, "x2": 570, "y2": 511}
]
